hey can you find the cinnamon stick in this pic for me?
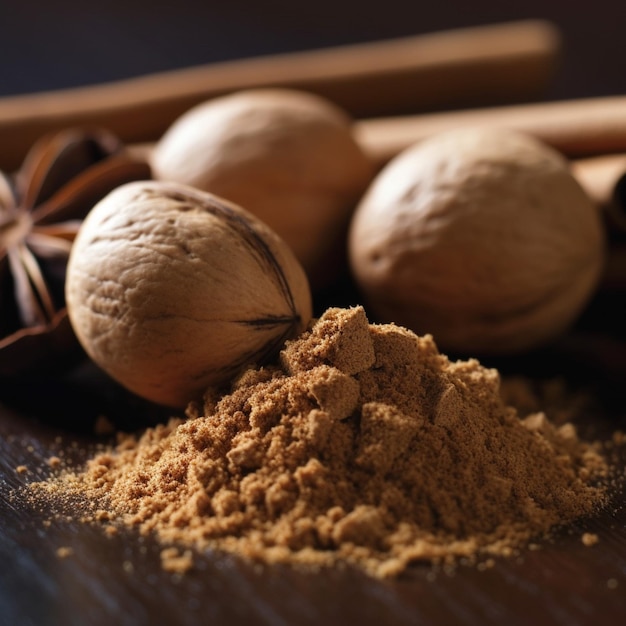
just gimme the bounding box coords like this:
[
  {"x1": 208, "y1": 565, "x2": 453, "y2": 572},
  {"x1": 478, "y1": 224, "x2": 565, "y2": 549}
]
[
  {"x1": 0, "y1": 20, "x2": 559, "y2": 172},
  {"x1": 572, "y1": 155, "x2": 626, "y2": 290},
  {"x1": 355, "y1": 95, "x2": 626, "y2": 168},
  {"x1": 571, "y1": 154, "x2": 626, "y2": 231}
]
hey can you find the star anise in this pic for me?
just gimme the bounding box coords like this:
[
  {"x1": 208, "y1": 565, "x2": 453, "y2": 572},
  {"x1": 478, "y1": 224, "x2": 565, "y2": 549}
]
[{"x1": 0, "y1": 128, "x2": 151, "y2": 377}]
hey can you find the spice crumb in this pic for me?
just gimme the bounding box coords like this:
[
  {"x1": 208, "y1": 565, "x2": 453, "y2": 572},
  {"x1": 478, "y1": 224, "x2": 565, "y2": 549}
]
[
  {"x1": 476, "y1": 558, "x2": 496, "y2": 572},
  {"x1": 15, "y1": 465, "x2": 28, "y2": 475},
  {"x1": 56, "y1": 547, "x2": 74, "y2": 559},
  {"x1": 47, "y1": 456, "x2": 62, "y2": 469},
  {"x1": 94, "y1": 415, "x2": 115, "y2": 436},
  {"x1": 94, "y1": 509, "x2": 111, "y2": 522},
  {"x1": 160, "y1": 547, "x2": 194, "y2": 574},
  {"x1": 581, "y1": 532, "x2": 599, "y2": 547},
  {"x1": 612, "y1": 431, "x2": 625, "y2": 447}
]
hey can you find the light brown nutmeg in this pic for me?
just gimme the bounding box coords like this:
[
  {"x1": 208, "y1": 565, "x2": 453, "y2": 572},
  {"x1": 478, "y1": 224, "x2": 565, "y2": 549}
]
[
  {"x1": 65, "y1": 180, "x2": 312, "y2": 408},
  {"x1": 349, "y1": 127, "x2": 606, "y2": 355},
  {"x1": 150, "y1": 88, "x2": 374, "y2": 287}
]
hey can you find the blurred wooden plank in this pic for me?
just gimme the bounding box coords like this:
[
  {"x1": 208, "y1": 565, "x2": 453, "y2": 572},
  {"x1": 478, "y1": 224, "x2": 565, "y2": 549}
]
[{"x1": 0, "y1": 20, "x2": 561, "y2": 171}]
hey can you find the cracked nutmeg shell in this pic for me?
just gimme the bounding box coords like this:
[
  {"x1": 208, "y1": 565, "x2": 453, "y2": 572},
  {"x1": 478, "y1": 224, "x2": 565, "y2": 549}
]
[
  {"x1": 0, "y1": 128, "x2": 151, "y2": 377},
  {"x1": 65, "y1": 180, "x2": 313, "y2": 408}
]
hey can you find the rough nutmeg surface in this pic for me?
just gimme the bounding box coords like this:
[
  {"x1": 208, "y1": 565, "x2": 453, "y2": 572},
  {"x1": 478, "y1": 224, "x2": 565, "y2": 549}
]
[
  {"x1": 65, "y1": 180, "x2": 312, "y2": 408},
  {"x1": 151, "y1": 88, "x2": 374, "y2": 287},
  {"x1": 349, "y1": 127, "x2": 606, "y2": 355}
]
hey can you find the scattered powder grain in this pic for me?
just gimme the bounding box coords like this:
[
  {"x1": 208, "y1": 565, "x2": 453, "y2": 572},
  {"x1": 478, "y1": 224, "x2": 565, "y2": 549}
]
[
  {"x1": 56, "y1": 546, "x2": 74, "y2": 559},
  {"x1": 581, "y1": 532, "x2": 599, "y2": 547},
  {"x1": 47, "y1": 456, "x2": 62, "y2": 469},
  {"x1": 160, "y1": 547, "x2": 194, "y2": 574},
  {"x1": 93, "y1": 415, "x2": 116, "y2": 437},
  {"x1": 34, "y1": 306, "x2": 612, "y2": 579}
]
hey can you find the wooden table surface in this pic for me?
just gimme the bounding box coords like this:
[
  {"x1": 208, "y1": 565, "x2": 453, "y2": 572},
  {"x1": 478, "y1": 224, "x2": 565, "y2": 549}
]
[
  {"x1": 1, "y1": 287, "x2": 626, "y2": 626},
  {"x1": 2, "y1": 2, "x2": 626, "y2": 624}
]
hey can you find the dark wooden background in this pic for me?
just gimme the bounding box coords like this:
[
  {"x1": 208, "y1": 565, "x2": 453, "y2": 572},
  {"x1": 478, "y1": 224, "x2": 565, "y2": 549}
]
[{"x1": 1, "y1": 1, "x2": 626, "y2": 625}]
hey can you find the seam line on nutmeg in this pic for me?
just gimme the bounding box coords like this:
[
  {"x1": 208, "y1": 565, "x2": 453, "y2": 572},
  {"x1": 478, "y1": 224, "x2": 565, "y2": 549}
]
[
  {"x1": 193, "y1": 192, "x2": 301, "y2": 319},
  {"x1": 65, "y1": 180, "x2": 312, "y2": 409}
]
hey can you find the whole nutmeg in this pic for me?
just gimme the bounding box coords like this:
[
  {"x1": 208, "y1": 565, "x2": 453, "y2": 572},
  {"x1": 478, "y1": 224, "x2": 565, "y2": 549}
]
[
  {"x1": 150, "y1": 88, "x2": 374, "y2": 286},
  {"x1": 65, "y1": 180, "x2": 312, "y2": 408},
  {"x1": 349, "y1": 127, "x2": 606, "y2": 355}
]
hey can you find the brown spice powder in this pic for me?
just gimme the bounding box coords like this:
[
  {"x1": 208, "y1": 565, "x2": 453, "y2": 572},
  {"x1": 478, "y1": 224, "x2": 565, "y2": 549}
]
[{"x1": 40, "y1": 306, "x2": 610, "y2": 578}]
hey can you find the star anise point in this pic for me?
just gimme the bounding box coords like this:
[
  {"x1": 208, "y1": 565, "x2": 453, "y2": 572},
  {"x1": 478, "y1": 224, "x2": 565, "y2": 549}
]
[{"x1": 0, "y1": 127, "x2": 151, "y2": 377}]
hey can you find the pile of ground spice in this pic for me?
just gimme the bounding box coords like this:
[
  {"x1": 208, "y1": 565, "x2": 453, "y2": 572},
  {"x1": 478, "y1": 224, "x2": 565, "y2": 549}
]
[{"x1": 37, "y1": 306, "x2": 611, "y2": 578}]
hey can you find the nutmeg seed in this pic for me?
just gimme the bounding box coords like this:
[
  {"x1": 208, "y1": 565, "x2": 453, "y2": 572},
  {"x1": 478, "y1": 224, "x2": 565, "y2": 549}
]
[
  {"x1": 349, "y1": 127, "x2": 606, "y2": 355},
  {"x1": 150, "y1": 88, "x2": 374, "y2": 287},
  {"x1": 66, "y1": 180, "x2": 312, "y2": 408}
]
